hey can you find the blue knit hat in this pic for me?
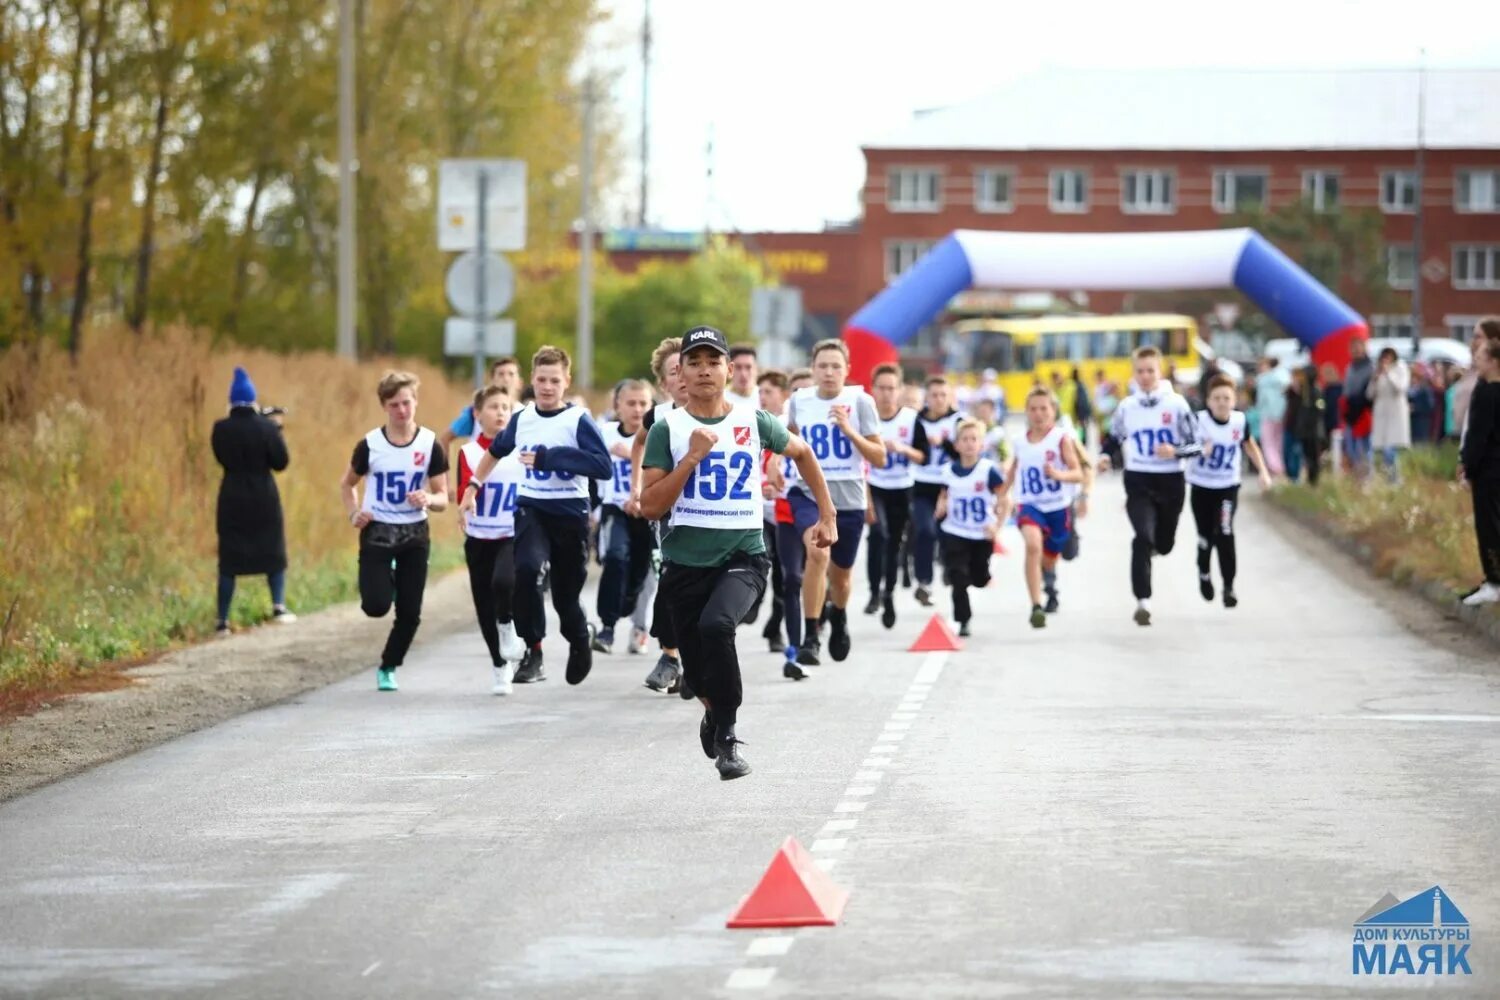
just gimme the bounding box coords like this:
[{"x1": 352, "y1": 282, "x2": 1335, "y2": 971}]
[{"x1": 229, "y1": 366, "x2": 257, "y2": 406}]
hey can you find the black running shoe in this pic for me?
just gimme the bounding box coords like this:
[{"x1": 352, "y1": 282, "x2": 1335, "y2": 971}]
[
  {"x1": 959, "y1": 620, "x2": 973, "y2": 637},
  {"x1": 715, "y1": 738, "x2": 751, "y2": 780},
  {"x1": 566, "y1": 626, "x2": 595, "y2": 685},
  {"x1": 863, "y1": 593, "x2": 880, "y2": 615},
  {"x1": 796, "y1": 642, "x2": 821, "y2": 667},
  {"x1": 1223, "y1": 590, "x2": 1238, "y2": 609},
  {"x1": 827, "y1": 607, "x2": 851, "y2": 662},
  {"x1": 644, "y1": 654, "x2": 679, "y2": 691},
  {"x1": 591, "y1": 626, "x2": 613, "y2": 654},
  {"x1": 783, "y1": 661, "x2": 807, "y2": 681},
  {"x1": 1133, "y1": 606, "x2": 1152, "y2": 627},
  {"x1": 1199, "y1": 576, "x2": 1215, "y2": 602},
  {"x1": 881, "y1": 593, "x2": 896, "y2": 630},
  {"x1": 1044, "y1": 588, "x2": 1059, "y2": 614},
  {"x1": 514, "y1": 646, "x2": 546, "y2": 683},
  {"x1": 699, "y1": 709, "x2": 716, "y2": 759},
  {"x1": 1029, "y1": 604, "x2": 1046, "y2": 629}
]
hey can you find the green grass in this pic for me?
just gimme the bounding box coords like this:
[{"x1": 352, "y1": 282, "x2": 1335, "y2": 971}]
[{"x1": 0, "y1": 541, "x2": 465, "y2": 693}]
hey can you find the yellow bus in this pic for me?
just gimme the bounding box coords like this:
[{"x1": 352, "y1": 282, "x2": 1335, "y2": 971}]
[{"x1": 950, "y1": 313, "x2": 1199, "y2": 411}]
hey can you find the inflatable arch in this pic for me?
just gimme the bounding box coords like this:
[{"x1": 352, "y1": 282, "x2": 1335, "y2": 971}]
[{"x1": 841, "y1": 228, "x2": 1368, "y2": 384}]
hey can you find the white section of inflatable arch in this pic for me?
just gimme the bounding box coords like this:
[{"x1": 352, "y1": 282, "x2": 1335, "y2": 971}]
[{"x1": 953, "y1": 228, "x2": 1253, "y2": 291}]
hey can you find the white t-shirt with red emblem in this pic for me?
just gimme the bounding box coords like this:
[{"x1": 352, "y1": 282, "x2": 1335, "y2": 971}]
[
  {"x1": 869, "y1": 406, "x2": 919, "y2": 490},
  {"x1": 1186, "y1": 410, "x2": 1248, "y2": 489}
]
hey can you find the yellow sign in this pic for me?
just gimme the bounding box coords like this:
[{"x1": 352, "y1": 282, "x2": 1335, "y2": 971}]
[{"x1": 762, "y1": 251, "x2": 828, "y2": 276}]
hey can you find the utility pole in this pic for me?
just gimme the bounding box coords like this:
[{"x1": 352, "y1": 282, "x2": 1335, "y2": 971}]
[
  {"x1": 576, "y1": 76, "x2": 596, "y2": 390},
  {"x1": 638, "y1": 0, "x2": 651, "y2": 228},
  {"x1": 1410, "y1": 52, "x2": 1426, "y2": 358},
  {"x1": 336, "y1": 0, "x2": 357, "y2": 359}
]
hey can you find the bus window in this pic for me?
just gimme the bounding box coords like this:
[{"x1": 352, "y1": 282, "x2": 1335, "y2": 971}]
[
  {"x1": 1105, "y1": 330, "x2": 1132, "y2": 357},
  {"x1": 1069, "y1": 332, "x2": 1088, "y2": 362},
  {"x1": 974, "y1": 332, "x2": 1015, "y2": 372},
  {"x1": 1015, "y1": 343, "x2": 1037, "y2": 371},
  {"x1": 1135, "y1": 328, "x2": 1166, "y2": 351},
  {"x1": 1168, "y1": 327, "x2": 1189, "y2": 356},
  {"x1": 1087, "y1": 331, "x2": 1106, "y2": 358}
]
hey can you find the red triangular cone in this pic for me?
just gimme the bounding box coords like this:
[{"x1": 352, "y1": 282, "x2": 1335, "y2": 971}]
[
  {"x1": 908, "y1": 614, "x2": 962, "y2": 652},
  {"x1": 726, "y1": 837, "x2": 850, "y2": 929}
]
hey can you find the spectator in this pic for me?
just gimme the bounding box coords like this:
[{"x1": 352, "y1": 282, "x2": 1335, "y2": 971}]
[
  {"x1": 1255, "y1": 358, "x2": 1290, "y2": 477},
  {"x1": 1070, "y1": 366, "x2": 1092, "y2": 442},
  {"x1": 1342, "y1": 337, "x2": 1376, "y2": 476},
  {"x1": 1319, "y1": 363, "x2": 1344, "y2": 443},
  {"x1": 1459, "y1": 336, "x2": 1500, "y2": 606},
  {"x1": 211, "y1": 367, "x2": 293, "y2": 633},
  {"x1": 1368, "y1": 347, "x2": 1411, "y2": 483},
  {"x1": 1408, "y1": 361, "x2": 1438, "y2": 445},
  {"x1": 1283, "y1": 367, "x2": 1305, "y2": 481},
  {"x1": 1289, "y1": 365, "x2": 1328, "y2": 485},
  {"x1": 1243, "y1": 372, "x2": 1262, "y2": 443},
  {"x1": 1052, "y1": 370, "x2": 1077, "y2": 430},
  {"x1": 1446, "y1": 366, "x2": 1467, "y2": 440}
]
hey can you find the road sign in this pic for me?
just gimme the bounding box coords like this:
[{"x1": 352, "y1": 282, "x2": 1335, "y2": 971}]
[
  {"x1": 1421, "y1": 257, "x2": 1448, "y2": 283},
  {"x1": 438, "y1": 159, "x2": 527, "y2": 252},
  {"x1": 445, "y1": 252, "x2": 514, "y2": 318},
  {"x1": 750, "y1": 286, "x2": 802, "y2": 340},
  {"x1": 444, "y1": 318, "x2": 516, "y2": 358}
]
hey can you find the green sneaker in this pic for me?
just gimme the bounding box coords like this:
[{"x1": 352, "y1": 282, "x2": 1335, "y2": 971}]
[{"x1": 376, "y1": 667, "x2": 398, "y2": 692}]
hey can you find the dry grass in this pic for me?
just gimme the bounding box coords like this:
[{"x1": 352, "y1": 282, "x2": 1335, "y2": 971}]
[
  {"x1": 0, "y1": 326, "x2": 473, "y2": 695},
  {"x1": 1273, "y1": 444, "x2": 1483, "y2": 593}
]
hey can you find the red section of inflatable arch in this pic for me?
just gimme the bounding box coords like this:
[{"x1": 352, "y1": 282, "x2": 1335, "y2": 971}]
[
  {"x1": 1310, "y1": 322, "x2": 1370, "y2": 376},
  {"x1": 843, "y1": 326, "x2": 901, "y2": 384}
]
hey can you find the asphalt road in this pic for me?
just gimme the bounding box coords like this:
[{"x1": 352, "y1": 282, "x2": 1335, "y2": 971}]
[{"x1": 2, "y1": 476, "x2": 1497, "y2": 998}]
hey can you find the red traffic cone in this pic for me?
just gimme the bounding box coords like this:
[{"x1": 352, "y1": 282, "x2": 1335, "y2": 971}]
[
  {"x1": 908, "y1": 614, "x2": 962, "y2": 652},
  {"x1": 727, "y1": 836, "x2": 849, "y2": 929}
]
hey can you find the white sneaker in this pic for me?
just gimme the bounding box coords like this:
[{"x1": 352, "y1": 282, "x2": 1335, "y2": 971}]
[
  {"x1": 1461, "y1": 582, "x2": 1500, "y2": 607},
  {"x1": 499, "y1": 622, "x2": 526, "y2": 662},
  {"x1": 629, "y1": 628, "x2": 650, "y2": 654},
  {"x1": 272, "y1": 607, "x2": 298, "y2": 624},
  {"x1": 492, "y1": 663, "x2": 514, "y2": 696}
]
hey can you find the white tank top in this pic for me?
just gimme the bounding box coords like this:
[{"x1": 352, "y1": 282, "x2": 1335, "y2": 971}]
[
  {"x1": 791, "y1": 385, "x2": 867, "y2": 482},
  {"x1": 914, "y1": 411, "x2": 961, "y2": 484},
  {"x1": 1186, "y1": 411, "x2": 1247, "y2": 489},
  {"x1": 598, "y1": 420, "x2": 636, "y2": 508},
  {"x1": 1114, "y1": 391, "x2": 1193, "y2": 474},
  {"x1": 512, "y1": 404, "x2": 591, "y2": 502},
  {"x1": 1013, "y1": 425, "x2": 1074, "y2": 513},
  {"x1": 460, "y1": 441, "x2": 522, "y2": 539},
  {"x1": 361, "y1": 426, "x2": 437, "y2": 524},
  {"x1": 666, "y1": 404, "x2": 765, "y2": 530},
  {"x1": 940, "y1": 458, "x2": 1001, "y2": 540},
  {"x1": 869, "y1": 407, "x2": 919, "y2": 490}
]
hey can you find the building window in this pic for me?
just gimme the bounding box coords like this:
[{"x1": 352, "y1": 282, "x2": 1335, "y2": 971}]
[
  {"x1": 1120, "y1": 169, "x2": 1175, "y2": 214},
  {"x1": 1454, "y1": 245, "x2": 1500, "y2": 290},
  {"x1": 1212, "y1": 169, "x2": 1268, "y2": 213},
  {"x1": 1455, "y1": 169, "x2": 1500, "y2": 213},
  {"x1": 1386, "y1": 245, "x2": 1415, "y2": 289},
  {"x1": 1446, "y1": 315, "x2": 1485, "y2": 341},
  {"x1": 1380, "y1": 170, "x2": 1417, "y2": 213},
  {"x1": 884, "y1": 240, "x2": 936, "y2": 282},
  {"x1": 1370, "y1": 315, "x2": 1416, "y2": 340},
  {"x1": 1049, "y1": 169, "x2": 1088, "y2": 213},
  {"x1": 887, "y1": 168, "x2": 941, "y2": 212},
  {"x1": 974, "y1": 168, "x2": 1015, "y2": 213},
  {"x1": 1302, "y1": 170, "x2": 1340, "y2": 212}
]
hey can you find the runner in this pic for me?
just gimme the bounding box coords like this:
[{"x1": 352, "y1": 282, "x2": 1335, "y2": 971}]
[
  {"x1": 460, "y1": 345, "x2": 612, "y2": 684},
  {"x1": 756, "y1": 369, "x2": 792, "y2": 653},
  {"x1": 629, "y1": 337, "x2": 689, "y2": 693},
  {"x1": 457, "y1": 386, "x2": 527, "y2": 692},
  {"x1": 936, "y1": 418, "x2": 1008, "y2": 638},
  {"x1": 438, "y1": 356, "x2": 522, "y2": 451},
  {"x1": 911, "y1": 376, "x2": 961, "y2": 607},
  {"x1": 866, "y1": 362, "x2": 925, "y2": 629},
  {"x1": 1187, "y1": 373, "x2": 1272, "y2": 607},
  {"x1": 640, "y1": 325, "x2": 836, "y2": 780},
  {"x1": 785, "y1": 340, "x2": 885, "y2": 665},
  {"x1": 1109, "y1": 345, "x2": 1201, "y2": 626},
  {"x1": 338, "y1": 371, "x2": 450, "y2": 692},
  {"x1": 775, "y1": 367, "x2": 815, "y2": 677},
  {"x1": 1012, "y1": 387, "x2": 1086, "y2": 629},
  {"x1": 593, "y1": 379, "x2": 655, "y2": 653},
  {"x1": 726, "y1": 343, "x2": 759, "y2": 407}
]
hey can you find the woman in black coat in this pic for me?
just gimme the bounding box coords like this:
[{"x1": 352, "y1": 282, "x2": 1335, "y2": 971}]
[{"x1": 212, "y1": 367, "x2": 293, "y2": 632}]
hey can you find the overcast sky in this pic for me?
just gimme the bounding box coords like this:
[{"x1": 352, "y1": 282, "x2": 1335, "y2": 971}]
[{"x1": 587, "y1": 0, "x2": 1500, "y2": 233}]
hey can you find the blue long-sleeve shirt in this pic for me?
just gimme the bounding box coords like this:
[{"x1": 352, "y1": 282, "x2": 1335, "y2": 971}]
[{"x1": 488, "y1": 405, "x2": 612, "y2": 517}]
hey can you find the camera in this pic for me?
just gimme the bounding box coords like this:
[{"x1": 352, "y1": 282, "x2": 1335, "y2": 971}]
[{"x1": 258, "y1": 406, "x2": 287, "y2": 418}]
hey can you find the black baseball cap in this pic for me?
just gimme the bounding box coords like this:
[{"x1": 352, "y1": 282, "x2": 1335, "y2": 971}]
[{"x1": 681, "y1": 325, "x2": 730, "y2": 356}]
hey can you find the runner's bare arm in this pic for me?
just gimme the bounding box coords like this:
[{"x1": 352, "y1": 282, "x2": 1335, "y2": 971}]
[
  {"x1": 640, "y1": 427, "x2": 716, "y2": 520},
  {"x1": 340, "y1": 466, "x2": 372, "y2": 527}
]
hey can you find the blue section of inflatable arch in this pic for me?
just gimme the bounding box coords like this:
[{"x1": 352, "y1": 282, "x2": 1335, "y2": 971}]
[{"x1": 842, "y1": 229, "x2": 1368, "y2": 373}]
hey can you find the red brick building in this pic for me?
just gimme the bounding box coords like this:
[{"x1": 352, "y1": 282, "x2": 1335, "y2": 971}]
[{"x1": 856, "y1": 68, "x2": 1500, "y2": 357}]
